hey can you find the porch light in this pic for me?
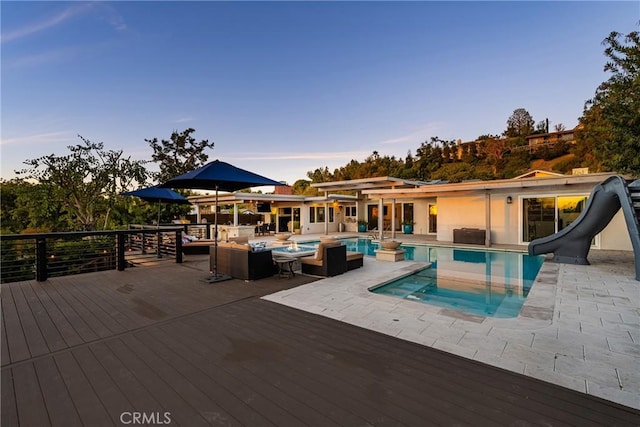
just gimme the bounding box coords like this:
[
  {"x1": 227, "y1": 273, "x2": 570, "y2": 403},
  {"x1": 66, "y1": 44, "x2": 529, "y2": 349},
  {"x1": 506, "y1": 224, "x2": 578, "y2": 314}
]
[{"x1": 506, "y1": 196, "x2": 513, "y2": 204}]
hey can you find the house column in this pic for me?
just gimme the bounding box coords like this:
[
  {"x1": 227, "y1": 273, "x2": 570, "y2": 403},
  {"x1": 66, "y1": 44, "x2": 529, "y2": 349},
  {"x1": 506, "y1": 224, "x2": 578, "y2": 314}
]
[
  {"x1": 485, "y1": 191, "x2": 491, "y2": 247},
  {"x1": 233, "y1": 203, "x2": 239, "y2": 226},
  {"x1": 195, "y1": 204, "x2": 201, "y2": 223},
  {"x1": 378, "y1": 198, "x2": 384, "y2": 240},
  {"x1": 391, "y1": 198, "x2": 396, "y2": 239},
  {"x1": 324, "y1": 201, "x2": 329, "y2": 235}
]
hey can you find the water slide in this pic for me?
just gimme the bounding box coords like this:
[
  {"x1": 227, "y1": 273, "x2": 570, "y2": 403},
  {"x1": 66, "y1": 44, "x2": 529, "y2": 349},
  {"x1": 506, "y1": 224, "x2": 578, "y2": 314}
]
[{"x1": 528, "y1": 175, "x2": 640, "y2": 281}]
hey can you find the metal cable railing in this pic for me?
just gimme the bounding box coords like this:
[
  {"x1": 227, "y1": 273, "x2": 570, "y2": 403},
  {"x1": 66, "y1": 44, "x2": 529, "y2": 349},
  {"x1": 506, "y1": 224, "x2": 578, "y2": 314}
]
[{"x1": 0, "y1": 227, "x2": 184, "y2": 283}]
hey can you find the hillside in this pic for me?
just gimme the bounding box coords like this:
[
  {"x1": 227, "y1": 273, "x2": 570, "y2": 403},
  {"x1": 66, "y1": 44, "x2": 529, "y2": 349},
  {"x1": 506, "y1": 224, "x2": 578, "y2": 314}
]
[{"x1": 530, "y1": 153, "x2": 578, "y2": 174}]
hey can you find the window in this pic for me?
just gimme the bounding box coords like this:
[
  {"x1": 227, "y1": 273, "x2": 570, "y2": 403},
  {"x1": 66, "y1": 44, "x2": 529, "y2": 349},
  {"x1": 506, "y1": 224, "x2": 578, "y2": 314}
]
[
  {"x1": 309, "y1": 206, "x2": 327, "y2": 223},
  {"x1": 344, "y1": 206, "x2": 357, "y2": 217},
  {"x1": 403, "y1": 203, "x2": 414, "y2": 223},
  {"x1": 428, "y1": 204, "x2": 437, "y2": 234}
]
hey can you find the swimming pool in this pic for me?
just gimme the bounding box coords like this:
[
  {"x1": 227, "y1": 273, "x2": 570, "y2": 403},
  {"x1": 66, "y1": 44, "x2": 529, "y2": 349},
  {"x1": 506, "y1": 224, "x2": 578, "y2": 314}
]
[
  {"x1": 285, "y1": 238, "x2": 544, "y2": 317},
  {"x1": 365, "y1": 242, "x2": 544, "y2": 318}
]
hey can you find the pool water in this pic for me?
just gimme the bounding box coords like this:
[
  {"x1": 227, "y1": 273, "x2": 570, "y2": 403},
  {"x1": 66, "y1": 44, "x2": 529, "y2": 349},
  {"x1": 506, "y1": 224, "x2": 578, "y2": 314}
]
[
  {"x1": 365, "y1": 242, "x2": 544, "y2": 318},
  {"x1": 287, "y1": 237, "x2": 544, "y2": 317}
]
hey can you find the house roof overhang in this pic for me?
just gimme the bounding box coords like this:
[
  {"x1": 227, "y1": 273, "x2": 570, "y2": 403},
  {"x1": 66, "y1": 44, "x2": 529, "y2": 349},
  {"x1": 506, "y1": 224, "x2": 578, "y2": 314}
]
[
  {"x1": 362, "y1": 172, "x2": 621, "y2": 198},
  {"x1": 311, "y1": 176, "x2": 427, "y2": 193},
  {"x1": 188, "y1": 193, "x2": 306, "y2": 205},
  {"x1": 187, "y1": 192, "x2": 358, "y2": 205}
]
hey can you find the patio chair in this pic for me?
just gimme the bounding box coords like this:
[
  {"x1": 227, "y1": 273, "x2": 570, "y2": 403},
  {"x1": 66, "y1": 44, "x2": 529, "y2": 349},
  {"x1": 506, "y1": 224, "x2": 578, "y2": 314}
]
[
  {"x1": 346, "y1": 251, "x2": 364, "y2": 270},
  {"x1": 300, "y1": 241, "x2": 347, "y2": 277}
]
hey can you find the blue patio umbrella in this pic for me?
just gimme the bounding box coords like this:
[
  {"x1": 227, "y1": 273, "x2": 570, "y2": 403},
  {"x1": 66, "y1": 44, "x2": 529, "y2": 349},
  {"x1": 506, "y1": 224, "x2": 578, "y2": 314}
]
[
  {"x1": 122, "y1": 185, "x2": 191, "y2": 227},
  {"x1": 160, "y1": 160, "x2": 285, "y2": 282}
]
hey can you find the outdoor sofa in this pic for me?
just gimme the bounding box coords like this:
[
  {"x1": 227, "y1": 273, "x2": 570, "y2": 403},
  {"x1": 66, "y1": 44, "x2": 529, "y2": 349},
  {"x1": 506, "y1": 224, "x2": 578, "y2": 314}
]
[
  {"x1": 209, "y1": 239, "x2": 275, "y2": 281},
  {"x1": 182, "y1": 239, "x2": 217, "y2": 255}
]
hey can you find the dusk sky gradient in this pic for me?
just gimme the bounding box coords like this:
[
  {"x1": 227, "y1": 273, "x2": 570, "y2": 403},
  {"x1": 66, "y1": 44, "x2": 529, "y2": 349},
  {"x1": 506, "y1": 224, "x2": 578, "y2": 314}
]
[{"x1": 2, "y1": 1, "x2": 638, "y2": 187}]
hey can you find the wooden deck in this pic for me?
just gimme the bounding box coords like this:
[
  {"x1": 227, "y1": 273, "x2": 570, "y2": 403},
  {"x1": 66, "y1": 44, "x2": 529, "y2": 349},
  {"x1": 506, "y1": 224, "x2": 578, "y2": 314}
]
[{"x1": 2, "y1": 257, "x2": 639, "y2": 426}]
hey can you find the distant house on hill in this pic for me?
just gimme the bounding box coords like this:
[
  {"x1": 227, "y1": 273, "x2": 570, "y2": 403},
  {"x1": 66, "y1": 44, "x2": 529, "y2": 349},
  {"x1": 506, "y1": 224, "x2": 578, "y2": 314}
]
[
  {"x1": 454, "y1": 126, "x2": 578, "y2": 158},
  {"x1": 525, "y1": 128, "x2": 576, "y2": 150}
]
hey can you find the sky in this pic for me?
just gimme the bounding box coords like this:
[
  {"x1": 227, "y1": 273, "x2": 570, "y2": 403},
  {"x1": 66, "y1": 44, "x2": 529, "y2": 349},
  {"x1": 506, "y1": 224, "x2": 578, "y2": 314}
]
[{"x1": 2, "y1": 1, "x2": 638, "y2": 188}]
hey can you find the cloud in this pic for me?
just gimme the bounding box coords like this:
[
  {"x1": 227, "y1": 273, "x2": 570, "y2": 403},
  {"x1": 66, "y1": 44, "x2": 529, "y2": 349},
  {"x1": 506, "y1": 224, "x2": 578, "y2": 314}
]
[
  {"x1": 0, "y1": 131, "x2": 73, "y2": 146},
  {"x1": 100, "y1": 4, "x2": 127, "y2": 31},
  {"x1": 378, "y1": 122, "x2": 444, "y2": 145},
  {"x1": 1, "y1": 3, "x2": 91, "y2": 44},
  {"x1": 1, "y1": 3, "x2": 126, "y2": 44},
  {"x1": 224, "y1": 150, "x2": 370, "y2": 162},
  {"x1": 174, "y1": 117, "x2": 196, "y2": 124}
]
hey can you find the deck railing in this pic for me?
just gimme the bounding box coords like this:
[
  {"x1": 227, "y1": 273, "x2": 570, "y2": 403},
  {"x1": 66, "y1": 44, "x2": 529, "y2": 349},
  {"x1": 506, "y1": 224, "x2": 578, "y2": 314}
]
[
  {"x1": 0, "y1": 227, "x2": 184, "y2": 284},
  {"x1": 130, "y1": 222, "x2": 215, "y2": 240}
]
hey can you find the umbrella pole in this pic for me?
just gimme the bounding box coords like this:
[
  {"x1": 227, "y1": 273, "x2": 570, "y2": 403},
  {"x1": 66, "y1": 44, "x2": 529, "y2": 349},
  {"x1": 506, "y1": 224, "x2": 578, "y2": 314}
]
[
  {"x1": 214, "y1": 186, "x2": 218, "y2": 277},
  {"x1": 157, "y1": 202, "x2": 162, "y2": 258},
  {"x1": 204, "y1": 184, "x2": 231, "y2": 283}
]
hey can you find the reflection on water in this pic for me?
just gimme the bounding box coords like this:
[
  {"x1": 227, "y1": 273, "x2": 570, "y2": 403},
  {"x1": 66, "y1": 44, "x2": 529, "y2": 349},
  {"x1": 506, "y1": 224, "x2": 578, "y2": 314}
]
[{"x1": 351, "y1": 239, "x2": 544, "y2": 318}]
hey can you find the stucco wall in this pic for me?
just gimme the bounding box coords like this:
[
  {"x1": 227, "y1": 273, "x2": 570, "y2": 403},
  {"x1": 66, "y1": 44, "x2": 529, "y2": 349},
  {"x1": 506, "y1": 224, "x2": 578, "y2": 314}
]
[
  {"x1": 431, "y1": 189, "x2": 631, "y2": 250},
  {"x1": 412, "y1": 199, "x2": 431, "y2": 235},
  {"x1": 435, "y1": 193, "x2": 516, "y2": 244},
  {"x1": 436, "y1": 195, "x2": 487, "y2": 242},
  {"x1": 491, "y1": 194, "x2": 519, "y2": 245},
  {"x1": 600, "y1": 210, "x2": 632, "y2": 251}
]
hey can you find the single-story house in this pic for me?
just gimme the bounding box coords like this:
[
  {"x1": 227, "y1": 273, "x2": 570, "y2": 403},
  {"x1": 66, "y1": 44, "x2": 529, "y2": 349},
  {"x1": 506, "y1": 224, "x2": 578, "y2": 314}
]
[{"x1": 187, "y1": 171, "x2": 633, "y2": 252}]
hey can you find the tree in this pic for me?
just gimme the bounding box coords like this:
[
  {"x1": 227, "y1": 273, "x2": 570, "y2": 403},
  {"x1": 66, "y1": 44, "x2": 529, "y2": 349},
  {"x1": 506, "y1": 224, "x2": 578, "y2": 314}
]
[
  {"x1": 146, "y1": 128, "x2": 215, "y2": 183},
  {"x1": 577, "y1": 29, "x2": 640, "y2": 176},
  {"x1": 505, "y1": 108, "x2": 535, "y2": 137},
  {"x1": 17, "y1": 136, "x2": 149, "y2": 230},
  {"x1": 307, "y1": 166, "x2": 333, "y2": 183},
  {"x1": 533, "y1": 119, "x2": 549, "y2": 134},
  {"x1": 0, "y1": 179, "x2": 68, "y2": 233},
  {"x1": 291, "y1": 179, "x2": 319, "y2": 196},
  {"x1": 554, "y1": 123, "x2": 566, "y2": 132},
  {"x1": 478, "y1": 136, "x2": 509, "y2": 176}
]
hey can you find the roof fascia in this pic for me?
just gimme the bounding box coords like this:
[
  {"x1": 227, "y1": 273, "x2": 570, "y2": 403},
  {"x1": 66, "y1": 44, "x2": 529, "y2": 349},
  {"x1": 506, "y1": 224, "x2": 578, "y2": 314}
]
[{"x1": 362, "y1": 173, "x2": 619, "y2": 197}]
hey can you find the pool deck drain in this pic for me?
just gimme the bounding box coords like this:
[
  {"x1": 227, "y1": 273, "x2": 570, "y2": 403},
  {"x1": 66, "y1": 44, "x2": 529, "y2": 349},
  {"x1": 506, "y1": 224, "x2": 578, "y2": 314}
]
[{"x1": 263, "y1": 250, "x2": 640, "y2": 410}]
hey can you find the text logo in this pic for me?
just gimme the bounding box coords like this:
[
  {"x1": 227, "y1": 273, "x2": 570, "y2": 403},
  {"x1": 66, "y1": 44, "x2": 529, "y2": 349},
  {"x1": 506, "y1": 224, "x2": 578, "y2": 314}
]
[{"x1": 120, "y1": 412, "x2": 172, "y2": 425}]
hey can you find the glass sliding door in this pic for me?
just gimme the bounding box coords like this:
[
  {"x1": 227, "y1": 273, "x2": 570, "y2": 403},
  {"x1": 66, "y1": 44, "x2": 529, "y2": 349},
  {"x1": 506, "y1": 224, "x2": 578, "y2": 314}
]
[
  {"x1": 522, "y1": 195, "x2": 591, "y2": 244},
  {"x1": 557, "y1": 196, "x2": 587, "y2": 231},
  {"x1": 522, "y1": 197, "x2": 556, "y2": 242}
]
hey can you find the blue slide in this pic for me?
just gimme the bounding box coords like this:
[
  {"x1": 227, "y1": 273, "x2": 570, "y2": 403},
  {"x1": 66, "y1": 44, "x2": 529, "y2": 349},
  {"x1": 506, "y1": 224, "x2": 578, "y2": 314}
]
[{"x1": 528, "y1": 175, "x2": 640, "y2": 281}]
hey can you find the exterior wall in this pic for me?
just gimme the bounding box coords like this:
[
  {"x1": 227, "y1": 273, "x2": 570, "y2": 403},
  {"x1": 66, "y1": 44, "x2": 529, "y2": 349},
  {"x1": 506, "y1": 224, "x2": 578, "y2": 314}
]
[
  {"x1": 600, "y1": 210, "x2": 632, "y2": 251},
  {"x1": 429, "y1": 187, "x2": 631, "y2": 251},
  {"x1": 303, "y1": 203, "x2": 340, "y2": 234},
  {"x1": 412, "y1": 199, "x2": 432, "y2": 235},
  {"x1": 491, "y1": 194, "x2": 519, "y2": 245},
  {"x1": 436, "y1": 195, "x2": 487, "y2": 243}
]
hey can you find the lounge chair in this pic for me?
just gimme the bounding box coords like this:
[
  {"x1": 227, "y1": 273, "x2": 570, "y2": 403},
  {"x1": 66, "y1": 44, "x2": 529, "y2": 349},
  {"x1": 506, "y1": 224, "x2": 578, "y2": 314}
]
[
  {"x1": 182, "y1": 239, "x2": 216, "y2": 255},
  {"x1": 182, "y1": 236, "x2": 249, "y2": 255}
]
